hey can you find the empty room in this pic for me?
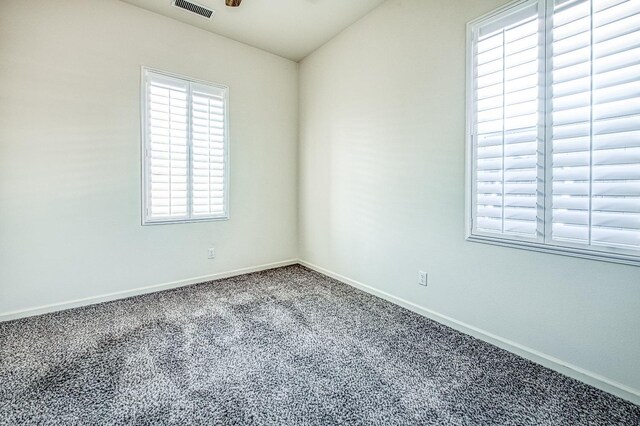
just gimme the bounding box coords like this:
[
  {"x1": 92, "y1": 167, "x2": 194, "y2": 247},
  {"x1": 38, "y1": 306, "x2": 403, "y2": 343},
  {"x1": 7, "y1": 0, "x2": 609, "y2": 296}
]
[{"x1": 1, "y1": 0, "x2": 639, "y2": 424}]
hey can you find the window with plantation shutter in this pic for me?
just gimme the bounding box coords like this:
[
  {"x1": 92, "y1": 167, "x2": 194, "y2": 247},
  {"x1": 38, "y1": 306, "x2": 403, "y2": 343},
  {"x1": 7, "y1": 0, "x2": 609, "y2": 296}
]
[
  {"x1": 467, "y1": 0, "x2": 640, "y2": 266},
  {"x1": 142, "y1": 68, "x2": 229, "y2": 224}
]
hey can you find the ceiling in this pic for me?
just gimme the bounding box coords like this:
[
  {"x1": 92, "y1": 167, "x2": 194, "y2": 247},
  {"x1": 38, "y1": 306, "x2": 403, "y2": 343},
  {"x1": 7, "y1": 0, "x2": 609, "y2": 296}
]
[{"x1": 120, "y1": 0, "x2": 386, "y2": 61}]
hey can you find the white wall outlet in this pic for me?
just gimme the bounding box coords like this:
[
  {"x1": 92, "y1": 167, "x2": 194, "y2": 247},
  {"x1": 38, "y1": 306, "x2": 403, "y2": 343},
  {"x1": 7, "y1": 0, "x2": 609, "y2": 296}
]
[
  {"x1": 208, "y1": 248, "x2": 216, "y2": 259},
  {"x1": 418, "y1": 271, "x2": 428, "y2": 286}
]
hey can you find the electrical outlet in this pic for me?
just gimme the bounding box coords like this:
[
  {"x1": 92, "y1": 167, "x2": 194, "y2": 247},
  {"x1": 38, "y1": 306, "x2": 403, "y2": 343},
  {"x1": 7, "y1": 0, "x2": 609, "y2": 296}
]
[
  {"x1": 208, "y1": 248, "x2": 216, "y2": 259},
  {"x1": 418, "y1": 271, "x2": 428, "y2": 287}
]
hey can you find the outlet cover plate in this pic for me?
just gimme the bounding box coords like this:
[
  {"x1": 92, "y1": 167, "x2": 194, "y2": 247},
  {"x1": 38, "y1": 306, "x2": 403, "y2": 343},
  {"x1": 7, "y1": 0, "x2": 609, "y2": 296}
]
[{"x1": 418, "y1": 271, "x2": 427, "y2": 286}]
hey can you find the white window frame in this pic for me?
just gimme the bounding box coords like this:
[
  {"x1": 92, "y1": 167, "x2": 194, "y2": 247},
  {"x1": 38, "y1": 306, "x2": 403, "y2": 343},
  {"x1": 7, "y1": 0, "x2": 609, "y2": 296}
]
[
  {"x1": 141, "y1": 67, "x2": 230, "y2": 225},
  {"x1": 465, "y1": 0, "x2": 640, "y2": 267}
]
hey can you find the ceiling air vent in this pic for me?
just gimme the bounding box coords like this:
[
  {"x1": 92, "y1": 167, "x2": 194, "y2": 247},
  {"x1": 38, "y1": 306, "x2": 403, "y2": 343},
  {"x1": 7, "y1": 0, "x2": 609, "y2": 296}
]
[{"x1": 172, "y1": 0, "x2": 215, "y2": 19}]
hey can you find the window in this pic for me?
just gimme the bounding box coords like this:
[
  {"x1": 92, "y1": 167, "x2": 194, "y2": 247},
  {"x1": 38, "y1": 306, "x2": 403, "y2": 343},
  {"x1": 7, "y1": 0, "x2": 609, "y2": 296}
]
[
  {"x1": 467, "y1": 0, "x2": 640, "y2": 266},
  {"x1": 142, "y1": 68, "x2": 229, "y2": 224}
]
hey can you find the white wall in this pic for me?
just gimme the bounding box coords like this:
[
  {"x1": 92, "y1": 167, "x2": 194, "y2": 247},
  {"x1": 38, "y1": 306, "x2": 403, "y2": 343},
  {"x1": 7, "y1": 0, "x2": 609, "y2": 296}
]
[
  {"x1": 0, "y1": 0, "x2": 298, "y2": 315},
  {"x1": 299, "y1": 0, "x2": 640, "y2": 400}
]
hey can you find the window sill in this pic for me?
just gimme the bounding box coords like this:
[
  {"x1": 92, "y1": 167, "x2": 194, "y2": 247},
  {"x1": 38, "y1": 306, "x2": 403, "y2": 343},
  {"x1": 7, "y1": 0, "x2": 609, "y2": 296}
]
[
  {"x1": 466, "y1": 234, "x2": 640, "y2": 268},
  {"x1": 142, "y1": 216, "x2": 229, "y2": 226}
]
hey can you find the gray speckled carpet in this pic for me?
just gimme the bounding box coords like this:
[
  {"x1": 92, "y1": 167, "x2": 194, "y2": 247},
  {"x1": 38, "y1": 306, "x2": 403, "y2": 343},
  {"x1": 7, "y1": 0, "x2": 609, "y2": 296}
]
[{"x1": 0, "y1": 265, "x2": 638, "y2": 425}]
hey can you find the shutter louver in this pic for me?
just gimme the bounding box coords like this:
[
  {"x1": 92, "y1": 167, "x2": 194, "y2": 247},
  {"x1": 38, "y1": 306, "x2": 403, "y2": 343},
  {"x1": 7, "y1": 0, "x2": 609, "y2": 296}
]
[
  {"x1": 551, "y1": 0, "x2": 640, "y2": 250},
  {"x1": 143, "y1": 70, "x2": 228, "y2": 224},
  {"x1": 473, "y1": 2, "x2": 544, "y2": 238}
]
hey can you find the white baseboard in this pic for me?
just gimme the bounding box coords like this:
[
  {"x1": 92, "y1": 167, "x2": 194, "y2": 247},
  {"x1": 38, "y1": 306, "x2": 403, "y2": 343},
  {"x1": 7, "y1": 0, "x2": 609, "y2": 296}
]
[
  {"x1": 298, "y1": 259, "x2": 640, "y2": 406},
  {"x1": 0, "y1": 259, "x2": 298, "y2": 323}
]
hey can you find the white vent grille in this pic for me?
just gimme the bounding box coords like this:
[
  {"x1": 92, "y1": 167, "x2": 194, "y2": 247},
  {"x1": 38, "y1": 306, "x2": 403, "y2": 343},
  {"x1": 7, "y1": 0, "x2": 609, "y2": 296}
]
[{"x1": 172, "y1": 0, "x2": 214, "y2": 19}]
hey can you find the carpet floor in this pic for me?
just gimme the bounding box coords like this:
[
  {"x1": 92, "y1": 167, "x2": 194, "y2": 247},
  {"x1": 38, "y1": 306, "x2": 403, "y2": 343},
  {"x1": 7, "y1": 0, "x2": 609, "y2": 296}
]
[{"x1": 0, "y1": 265, "x2": 638, "y2": 425}]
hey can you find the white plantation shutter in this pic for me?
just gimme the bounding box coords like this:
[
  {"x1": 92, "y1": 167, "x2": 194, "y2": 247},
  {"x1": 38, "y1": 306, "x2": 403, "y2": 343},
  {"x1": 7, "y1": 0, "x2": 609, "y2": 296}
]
[
  {"x1": 472, "y1": 0, "x2": 545, "y2": 239},
  {"x1": 468, "y1": 0, "x2": 640, "y2": 265},
  {"x1": 143, "y1": 69, "x2": 229, "y2": 224},
  {"x1": 191, "y1": 83, "x2": 227, "y2": 217},
  {"x1": 146, "y1": 74, "x2": 189, "y2": 220},
  {"x1": 550, "y1": 0, "x2": 640, "y2": 250}
]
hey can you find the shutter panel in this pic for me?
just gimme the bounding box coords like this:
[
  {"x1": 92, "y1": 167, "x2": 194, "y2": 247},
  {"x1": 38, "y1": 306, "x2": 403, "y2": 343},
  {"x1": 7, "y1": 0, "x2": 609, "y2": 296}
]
[
  {"x1": 473, "y1": 1, "x2": 544, "y2": 238},
  {"x1": 143, "y1": 69, "x2": 228, "y2": 223},
  {"x1": 551, "y1": 0, "x2": 640, "y2": 250},
  {"x1": 146, "y1": 72, "x2": 189, "y2": 220},
  {"x1": 190, "y1": 83, "x2": 227, "y2": 217}
]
